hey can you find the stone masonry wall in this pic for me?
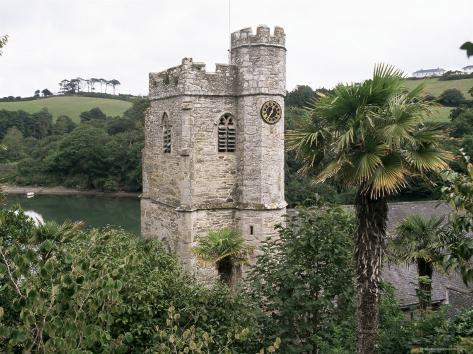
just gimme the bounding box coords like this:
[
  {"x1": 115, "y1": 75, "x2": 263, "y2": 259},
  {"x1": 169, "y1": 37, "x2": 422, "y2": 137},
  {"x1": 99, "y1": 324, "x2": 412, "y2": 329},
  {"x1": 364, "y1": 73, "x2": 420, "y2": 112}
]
[
  {"x1": 142, "y1": 25, "x2": 288, "y2": 276},
  {"x1": 183, "y1": 96, "x2": 238, "y2": 210}
]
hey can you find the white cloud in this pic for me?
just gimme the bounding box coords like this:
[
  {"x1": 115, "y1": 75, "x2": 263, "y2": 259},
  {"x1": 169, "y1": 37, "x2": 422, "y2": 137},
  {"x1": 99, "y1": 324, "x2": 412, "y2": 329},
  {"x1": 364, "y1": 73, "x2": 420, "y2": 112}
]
[{"x1": 0, "y1": 0, "x2": 472, "y2": 97}]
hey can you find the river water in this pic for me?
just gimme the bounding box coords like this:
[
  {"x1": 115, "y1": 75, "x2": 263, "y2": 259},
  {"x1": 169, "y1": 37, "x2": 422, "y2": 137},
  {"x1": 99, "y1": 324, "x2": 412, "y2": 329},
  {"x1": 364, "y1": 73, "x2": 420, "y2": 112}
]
[{"x1": 4, "y1": 194, "x2": 141, "y2": 234}]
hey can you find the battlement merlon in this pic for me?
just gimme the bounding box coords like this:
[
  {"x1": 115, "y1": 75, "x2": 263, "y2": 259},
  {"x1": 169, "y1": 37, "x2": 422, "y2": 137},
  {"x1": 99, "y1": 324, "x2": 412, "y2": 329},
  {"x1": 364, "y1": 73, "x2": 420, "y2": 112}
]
[
  {"x1": 231, "y1": 25, "x2": 285, "y2": 49},
  {"x1": 149, "y1": 58, "x2": 238, "y2": 100}
]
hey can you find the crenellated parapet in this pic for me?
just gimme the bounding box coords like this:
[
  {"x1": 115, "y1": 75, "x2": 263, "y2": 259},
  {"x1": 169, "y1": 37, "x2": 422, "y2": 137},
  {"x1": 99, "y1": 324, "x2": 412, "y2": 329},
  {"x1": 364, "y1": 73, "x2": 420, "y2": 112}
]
[
  {"x1": 231, "y1": 25, "x2": 285, "y2": 49},
  {"x1": 149, "y1": 58, "x2": 238, "y2": 100}
]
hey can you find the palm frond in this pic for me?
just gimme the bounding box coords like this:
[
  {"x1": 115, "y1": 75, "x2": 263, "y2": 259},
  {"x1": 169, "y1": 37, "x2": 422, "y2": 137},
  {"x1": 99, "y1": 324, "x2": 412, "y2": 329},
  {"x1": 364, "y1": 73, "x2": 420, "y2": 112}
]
[
  {"x1": 367, "y1": 154, "x2": 407, "y2": 198},
  {"x1": 403, "y1": 146, "x2": 451, "y2": 173},
  {"x1": 390, "y1": 214, "x2": 445, "y2": 264},
  {"x1": 192, "y1": 229, "x2": 254, "y2": 265}
]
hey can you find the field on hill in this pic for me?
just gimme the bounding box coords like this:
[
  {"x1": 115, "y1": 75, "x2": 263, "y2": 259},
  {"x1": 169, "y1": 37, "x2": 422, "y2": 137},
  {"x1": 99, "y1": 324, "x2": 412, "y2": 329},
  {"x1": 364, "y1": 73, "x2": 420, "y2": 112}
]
[
  {"x1": 0, "y1": 96, "x2": 132, "y2": 122},
  {"x1": 428, "y1": 105, "x2": 452, "y2": 122},
  {"x1": 404, "y1": 78, "x2": 473, "y2": 98}
]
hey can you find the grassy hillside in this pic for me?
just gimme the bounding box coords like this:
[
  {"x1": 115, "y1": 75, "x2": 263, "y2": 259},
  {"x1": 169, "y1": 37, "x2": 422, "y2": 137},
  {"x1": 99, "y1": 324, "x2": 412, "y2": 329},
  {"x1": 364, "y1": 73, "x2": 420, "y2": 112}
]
[
  {"x1": 0, "y1": 96, "x2": 132, "y2": 122},
  {"x1": 404, "y1": 78, "x2": 473, "y2": 98},
  {"x1": 428, "y1": 105, "x2": 452, "y2": 122}
]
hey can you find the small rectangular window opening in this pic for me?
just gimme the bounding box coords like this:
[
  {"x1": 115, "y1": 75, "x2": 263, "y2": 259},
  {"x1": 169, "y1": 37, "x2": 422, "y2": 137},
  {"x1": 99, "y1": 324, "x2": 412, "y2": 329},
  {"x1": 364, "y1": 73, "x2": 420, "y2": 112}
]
[{"x1": 250, "y1": 225, "x2": 254, "y2": 235}]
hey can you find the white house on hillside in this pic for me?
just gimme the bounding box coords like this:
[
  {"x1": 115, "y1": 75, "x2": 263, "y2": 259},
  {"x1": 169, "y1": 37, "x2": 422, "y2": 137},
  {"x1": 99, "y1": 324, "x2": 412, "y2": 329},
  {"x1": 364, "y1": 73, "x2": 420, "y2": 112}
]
[
  {"x1": 463, "y1": 65, "x2": 473, "y2": 74},
  {"x1": 412, "y1": 68, "x2": 446, "y2": 78}
]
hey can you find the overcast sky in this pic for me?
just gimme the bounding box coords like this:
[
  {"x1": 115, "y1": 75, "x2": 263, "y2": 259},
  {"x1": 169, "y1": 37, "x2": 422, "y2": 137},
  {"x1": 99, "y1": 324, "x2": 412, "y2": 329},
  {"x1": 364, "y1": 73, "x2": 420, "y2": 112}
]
[{"x1": 1, "y1": 0, "x2": 472, "y2": 97}]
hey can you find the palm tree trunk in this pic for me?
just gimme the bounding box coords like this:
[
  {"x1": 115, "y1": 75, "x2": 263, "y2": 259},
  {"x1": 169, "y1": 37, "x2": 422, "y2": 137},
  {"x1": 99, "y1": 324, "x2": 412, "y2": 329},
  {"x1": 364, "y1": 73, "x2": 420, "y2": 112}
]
[
  {"x1": 355, "y1": 191, "x2": 388, "y2": 354},
  {"x1": 417, "y1": 259, "x2": 433, "y2": 311}
]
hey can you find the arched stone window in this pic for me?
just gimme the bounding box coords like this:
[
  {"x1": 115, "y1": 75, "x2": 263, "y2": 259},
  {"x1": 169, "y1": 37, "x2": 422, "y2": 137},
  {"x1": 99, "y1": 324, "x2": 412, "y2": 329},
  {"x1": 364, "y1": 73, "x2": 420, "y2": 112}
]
[
  {"x1": 218, "y1": 113, "x2": 236, "y2": 152},
  {"x1": 162, "y1": 112, "x2": 171, "y2": 153}
]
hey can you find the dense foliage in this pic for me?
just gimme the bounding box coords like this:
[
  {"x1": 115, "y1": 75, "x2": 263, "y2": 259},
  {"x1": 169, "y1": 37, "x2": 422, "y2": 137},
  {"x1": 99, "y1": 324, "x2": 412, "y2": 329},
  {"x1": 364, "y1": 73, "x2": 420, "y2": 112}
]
[
  {"x1": 440, "y1": 154, "x2": 473, "y2": 285},
  {"x1": 243, "y1": 204, "x2": 473, "y2": 353},
  {"x1": 0, "y1": 97, "x2": 148, "y2": 191},
  {"x1": 439, "y1": 88, "x2": 465, "y2": 106},
  {"x1": 284, "y1": 80, "x2": 473, "y2": 205},
  {"x1": 0, "y1": 208, "x2": 262, "y2": 353},
  {"x1": 286, "y1": 64, "x2": 451, "y2": 353},
  {"x1": 245, "y1": 206, "x2": 357, "y2": 353},
  {"x1": 1, "y1": 204, "x2": 472, "y2": 352},
  {"x1": 389, "y1": 215, "x2": 445, "y2": 310}
]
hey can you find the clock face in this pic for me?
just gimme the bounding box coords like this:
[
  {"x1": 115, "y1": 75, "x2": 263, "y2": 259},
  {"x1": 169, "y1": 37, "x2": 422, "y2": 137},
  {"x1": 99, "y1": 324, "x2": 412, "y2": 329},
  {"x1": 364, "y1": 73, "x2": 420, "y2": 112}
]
[{"x1": 260, "y1": 100, "x2": 282, "y2": 124}]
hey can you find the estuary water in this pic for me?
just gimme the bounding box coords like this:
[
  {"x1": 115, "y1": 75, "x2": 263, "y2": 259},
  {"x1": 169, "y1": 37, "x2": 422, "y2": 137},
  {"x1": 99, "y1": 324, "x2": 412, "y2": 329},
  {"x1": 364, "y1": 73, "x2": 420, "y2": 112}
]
[{"x1": 4, "y1": 194, "x2": 141, "y2": 234}]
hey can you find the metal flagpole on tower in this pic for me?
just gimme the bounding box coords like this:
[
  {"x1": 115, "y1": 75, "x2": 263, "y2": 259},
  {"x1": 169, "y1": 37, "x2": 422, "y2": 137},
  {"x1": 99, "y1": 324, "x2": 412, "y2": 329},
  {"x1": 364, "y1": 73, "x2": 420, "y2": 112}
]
[{"x1": 228, "y1": 0, "x2": 231, "y2": 62}]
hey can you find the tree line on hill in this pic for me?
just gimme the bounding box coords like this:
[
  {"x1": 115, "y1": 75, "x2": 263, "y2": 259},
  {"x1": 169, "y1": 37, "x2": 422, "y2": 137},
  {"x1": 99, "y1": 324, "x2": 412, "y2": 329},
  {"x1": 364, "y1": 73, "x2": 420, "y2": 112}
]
[
  {"x1": 0, "y1": 97, "x2": 148, "y2": 192},
  {"x1": 59, "y1": 77, "x2": 121, "y2": 95}
]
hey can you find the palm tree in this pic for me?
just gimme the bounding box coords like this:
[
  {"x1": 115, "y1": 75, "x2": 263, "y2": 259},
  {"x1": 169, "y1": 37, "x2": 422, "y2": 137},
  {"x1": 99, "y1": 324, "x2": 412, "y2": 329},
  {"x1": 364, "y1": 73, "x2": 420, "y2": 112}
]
[
  {"x1": 192, "y1": 228, "x2": 253, "y2": 288},
  {"x1": 390, "y1": 214, "x2": 444, "y2": 311},
  {"x1": 286, "y1": 64, "x2": 451, "y2": 353}
]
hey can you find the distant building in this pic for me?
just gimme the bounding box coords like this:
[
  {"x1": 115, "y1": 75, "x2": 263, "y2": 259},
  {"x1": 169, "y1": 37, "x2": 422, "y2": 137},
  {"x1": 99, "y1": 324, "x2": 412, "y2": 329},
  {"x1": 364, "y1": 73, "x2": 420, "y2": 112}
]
[
  {"x1": 463, "y1": 65, "x2": 473, "y2": 74},
  {"x1": 412, "y1": 68, "x2": 446, "y2": 78}
]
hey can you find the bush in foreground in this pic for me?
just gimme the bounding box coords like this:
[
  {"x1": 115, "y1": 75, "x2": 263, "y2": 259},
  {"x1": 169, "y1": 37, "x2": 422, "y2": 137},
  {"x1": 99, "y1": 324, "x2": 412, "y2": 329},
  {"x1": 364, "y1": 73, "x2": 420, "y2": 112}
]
[{"x1": 0, "y1": 209, "x2": 260, "y2": 353}]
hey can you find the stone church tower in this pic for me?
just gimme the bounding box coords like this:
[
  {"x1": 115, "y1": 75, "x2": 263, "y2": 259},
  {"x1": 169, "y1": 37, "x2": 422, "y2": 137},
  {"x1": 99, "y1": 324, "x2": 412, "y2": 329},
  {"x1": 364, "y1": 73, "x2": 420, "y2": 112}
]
[{"x1": 141, "y1": 25, "x2": 287, "y2": 271}]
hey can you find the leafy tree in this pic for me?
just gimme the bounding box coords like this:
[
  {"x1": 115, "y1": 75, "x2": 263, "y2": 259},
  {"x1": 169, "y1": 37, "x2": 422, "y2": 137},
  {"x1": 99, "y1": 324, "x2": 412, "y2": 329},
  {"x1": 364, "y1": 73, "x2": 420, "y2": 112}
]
[
  {"x1": 286, "y1": 64, "x2": 451, "y2": 353},
  {"x1": 52, "y1": 115, "x2": 76, "y2": 135},
  {"x1": 106, "y1": 117, "x2": 135, "y2": 135},
  {"x1": 58, "y1": 79, "x2": 69, "y2": 94},
  {"x1": 193, "y1": 229, "x2": 253, "y2": 288},
  {"x1": 79, "y1": 107, "x2": 106, "y2": 123},
  {"x1": 102, "y1": 129, "x2": 144, "y2": 191},
  {"x1": 108, "y1": 79, "x2": 121, "y2": 95},
  {"x1": 89, "y1": 78, "x2": 99, "y2": 91},
  {"x1": 0, "y1": 109, "x2": 52, "y2": 140},
  {"x1": 0, "y1": 209, "x2": 260, "y2": 352},
  {"x1": 439, "y1": 88, "x2": 465, "y2": 107},
  {"x1": 99, "y1": 78, "x2": 106, "y2": 93},
  {"x1": 0, "y1": 127, "x2": 26, "y2": 161},
  {"x1": 389, "y1": 214, "x2": 445, "y2": 311},
  {"x1": 70, "y1": 78, "x2": 81, "y2": 93},
  {"x1": 285, "y1": 85, "x2": 315, "y2": 108},
  {"x1": 123, "y1": 96, "x2": 149, "y2": 123},
  {"x1": 450, "y1": 108, "x2": 473, "y2": 137},
  {"x1": 440, "y1": 153, "x2": 473, "y2": 285},
  {"x1": 245, "y1": 206, "x2": 357, "y2": 353},
  {"x1": 30, "y1": 109, "x2": 53, "y2": 139},
  {"x1": 34, "y1": 89, "x2": 40, "y2": 97},
  {"x1": 41, "y1": 88, "x2": 53, "y2": 97},
  {"x1": 47, "y1": 126, "x2": 111, "y2": 189},
  {"x1": 460, "y1": 41, "x2": 473, "y2": 58}
]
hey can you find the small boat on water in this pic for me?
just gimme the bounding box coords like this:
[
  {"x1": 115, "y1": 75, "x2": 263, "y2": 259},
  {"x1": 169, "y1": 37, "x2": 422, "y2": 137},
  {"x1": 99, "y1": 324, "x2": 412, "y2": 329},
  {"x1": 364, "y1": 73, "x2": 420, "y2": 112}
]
[{"x1": 26, "y1": 192, "x2": 35, "y2": 199}]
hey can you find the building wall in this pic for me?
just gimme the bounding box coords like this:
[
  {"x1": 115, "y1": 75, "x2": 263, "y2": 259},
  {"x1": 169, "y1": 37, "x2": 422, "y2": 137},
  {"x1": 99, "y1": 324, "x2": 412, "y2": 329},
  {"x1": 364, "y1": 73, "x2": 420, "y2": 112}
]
[{"x1": 141, "y1": 25, "x2": 287, "y2": 276}]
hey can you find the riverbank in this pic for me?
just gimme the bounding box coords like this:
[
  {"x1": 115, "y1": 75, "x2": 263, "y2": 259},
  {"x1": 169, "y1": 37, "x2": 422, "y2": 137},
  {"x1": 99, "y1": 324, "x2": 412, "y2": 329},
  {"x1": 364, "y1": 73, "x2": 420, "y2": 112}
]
[{"x1": 1, "y1": 184, "x2": 140, "y2": 198}]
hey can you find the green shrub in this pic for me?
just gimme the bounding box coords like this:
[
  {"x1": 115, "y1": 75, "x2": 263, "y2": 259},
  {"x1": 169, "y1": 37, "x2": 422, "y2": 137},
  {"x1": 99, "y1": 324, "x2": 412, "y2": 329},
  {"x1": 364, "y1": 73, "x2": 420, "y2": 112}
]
[
  {"x1": 244, "y1": 206, "x2": 357, "y2": 353},
  {"x1": 0, "y1": 209, "x2": 259, "y2": 353}
]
